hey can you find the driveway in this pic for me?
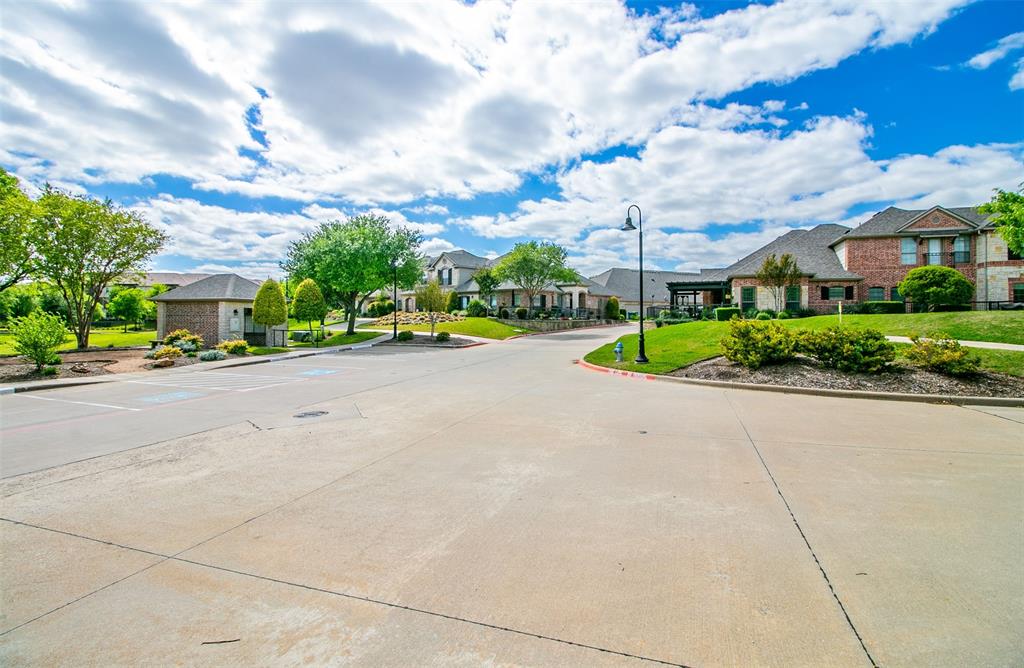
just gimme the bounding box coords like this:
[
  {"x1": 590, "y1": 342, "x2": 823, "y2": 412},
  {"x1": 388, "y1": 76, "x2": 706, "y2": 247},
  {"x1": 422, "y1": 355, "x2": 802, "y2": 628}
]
[{"x1": 1, "y1": 326, "x2": 1021, "y2": 666}]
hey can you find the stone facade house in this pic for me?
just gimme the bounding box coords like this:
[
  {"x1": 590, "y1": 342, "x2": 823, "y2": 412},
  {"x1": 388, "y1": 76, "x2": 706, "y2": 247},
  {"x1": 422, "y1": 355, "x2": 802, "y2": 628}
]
[
  {"x1": 151, "y1": 274, "x2": 287, "y2": 347},
  {"x1": 666, "y1": 205, "x2": 1022, "y2": 314}
]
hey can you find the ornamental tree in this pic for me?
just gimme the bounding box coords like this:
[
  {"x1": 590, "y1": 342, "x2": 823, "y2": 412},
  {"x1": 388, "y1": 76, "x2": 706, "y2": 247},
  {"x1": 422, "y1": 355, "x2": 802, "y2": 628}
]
[
  {"x1": 979, "y1": 185, "x2": 1024, "y2": 257},
  {"x1": 292, "y1": 278, "x2": 329, "y2": 346},
  {"x1": 414, "y1": 279, "x2": 447, "y2": 338},
  {"x1": 755, "y1": 253, "x2": 802, "y2": 313},
  {"x1": 472, "y1": 266, "x2": 500, "y2": 314},
  {"x1": 10, "y1": 311, "x2": 68, "y2": 371},
  {"x1": 282, "y1": 215, "x2": 422, "y2": 335},
  {"x1": 34, "y1": 186, "x2": 166, "y2": 348},
  {"x1": 897, "y1": 266, "x2": 974, "y2": 311},
  {"x1": 492, "y1": 242, "x2": 577, "y2": 316},
  {"x1": 253, "y1": 279, "x2": 287, "y2": 340}
]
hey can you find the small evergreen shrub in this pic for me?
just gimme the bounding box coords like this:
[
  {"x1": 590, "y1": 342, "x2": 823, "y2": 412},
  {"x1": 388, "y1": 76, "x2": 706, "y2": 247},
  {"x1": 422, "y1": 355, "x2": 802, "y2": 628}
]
[
  {"x1": 798, "y1": 327, "x2": 895, "y2": 373},
  {"x1": 199, "y1": 349, "x2": 227, "y2": 361},
  {"x1": 217, "y1": 339, "x2": 249, "y2": 355},
  {"x1": 163, "y1": 329, "x2": 204, "y2": 349},
  {"x1": 396, "y1": 330, "x2": 414, "y2": 341},
  {"x1": 186, "y1": 351, "x2": 197, "y2": 357},
  {"x1": 435, "y1": 331, "x2": 451, "y2": 342},
  {"x1": 714, "y1": 307, "x2": 742, "y2": 321},
  {"x1": 904, "y1": 335, "x2": 981, "y2": 376},
  {"x1": 755, "y1": 312, "x2": 772, "y2": 320},
  {"x1": 743, "y1": 307, "x2": 759, "y2": 319},
  {"x1": 859, "y1": 301, "x2": 906, "y2": 314},
  {"x1": 515, "y1": 307, "x2": 528, "y2": 319},
  {"x1": 604, "y1": 297, "x2": 620, "y2": 320},
  {"x1": 172, "y1": 340, "x2": 198, "y2": 353},
  {"x1": 720, "y1": 320, "x2": 796, "y2": 370},
  {"x1": 777, "y1": 311, "x2": 792, "y2": 320},
  {"x1": 466, "y1": 299, "x2": 487, "y2": 317},
  {"x1": 41, "y1": 366, "x2": 58, "y2": 376},
  {"x1": 759, "y1": 309, "x2": 777, "y2": 318},
  {"x1": 500, "y1": 308, "x2": 510, "y2": 319},
  {"x1": 152, "y1": 345, "x2": 183, "y2": 360}
]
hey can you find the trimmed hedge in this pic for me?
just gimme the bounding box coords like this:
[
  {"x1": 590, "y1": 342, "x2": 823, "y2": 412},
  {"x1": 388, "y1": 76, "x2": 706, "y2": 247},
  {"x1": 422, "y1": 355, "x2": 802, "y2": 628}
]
[{"x1": 714, "y1": 307, "x2": 742, "y2": 321}]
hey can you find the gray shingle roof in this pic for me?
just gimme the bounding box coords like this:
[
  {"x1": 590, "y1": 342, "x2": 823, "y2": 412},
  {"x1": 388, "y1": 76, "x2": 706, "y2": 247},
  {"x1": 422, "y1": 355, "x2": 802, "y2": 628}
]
[
  {"x1": 724, "y1": 223, "x2": 861, "y2": 280},
  {"x1": 117, "y1": 272, "x2": 212, "y2": 288},
  {"x1": 588, "y1": 268, "x2": 702, "y2": 302},
  {"x1": 150, "y1": 274, "x2": 261, "y2": 302},
  {"x1": 431, "y1": 250, "x2": 491, "y2": 269},
  {"x1": 835, "y1": 206, "x2": 993, "y2": 241}
]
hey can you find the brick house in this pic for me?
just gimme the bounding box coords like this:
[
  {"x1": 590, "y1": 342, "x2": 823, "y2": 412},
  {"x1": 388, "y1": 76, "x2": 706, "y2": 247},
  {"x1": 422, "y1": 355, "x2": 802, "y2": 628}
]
[
  {"x1": 151, "y1": 274, "x2": 287, "y2": 347},
  {"x1": 666, "y1": 205, "x2": 1023, "y2": 313}
]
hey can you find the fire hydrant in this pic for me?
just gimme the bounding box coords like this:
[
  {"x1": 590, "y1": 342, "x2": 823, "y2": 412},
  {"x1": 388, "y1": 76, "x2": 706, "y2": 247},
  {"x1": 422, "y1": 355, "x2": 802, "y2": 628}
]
[{"x1": 614, "y1": 341, "x2": 624, "y2": 363}]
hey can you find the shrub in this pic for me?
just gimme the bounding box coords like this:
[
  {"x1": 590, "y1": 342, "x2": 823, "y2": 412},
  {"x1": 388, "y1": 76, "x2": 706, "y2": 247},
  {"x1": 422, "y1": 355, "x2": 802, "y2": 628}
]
[
  {"x1": 604, "y1": 297, "x2": 620, "y2": 320},
  {"x1": 435, "y1": 331, "x2": 451, "y2": 342},
  {"x1": 759, "y1": 309, "x2": 777, "y2": 318},
  {"x1": 859, "y1": 301, "x2": 906, "y2": 315},
  {"x1": 904, "y1": 335, "x2": 981, "y2": 376},
  {"x1": 199, "y1": 349, "x2": 227, "y2": 361},
  {"x1": 152, "y1": 345, "x2": 183, "y2": 360},
  {"x1": 367, "y1": 300, "x2": 396, "y2": 318},
  {"x1": 396, "y1": 330, "x2": 414, "y2": 341},
  {"x1": 755, "y1": 312, "x2": 772, "y2": 320},
  {"x1": 445, "y1": 290, "x2": 460, "y2": 314},
  {"x1": 798, "y1": 327, "x2": 895, "y2": 373},
  {"x1": 720, "y1": 320, "x2": 797, "y2": 370},
  {"x1": 41, "y1": 366, "x2": 58, "y2": 376},
  {"x1": 466, "y1": 299, "x2": 487, "y2": 317},
  {"x1": 714, "y1": 307, "x2": 742, "y2": 321},
  {"x1": 500, "y1": 308, "x2": 510, "y2": 319},
  {"x1": 897, "y1": 266, "x2": 973, "y2": 310},
  {"x1": 217, "y1": 339, "x2": 249, "y2": 355},
  {"x1": 9, "y1": 311, "x2": 68, "y2": 370},
  {"x1": 172, "y1": 340, "x2": 198, "y2": 353},
  {"x1": 743, "y1": 307, "x2": 759, "y2": 319},
  {"x1": 777, "y1": 311, "x2": 792, "y2": 320},
  {"x1": 186, "y1": 351, "x2": 197, "y2": 357},
  {"x1": 164, "y1": 329, "x2": 204, "y2": 349},
  {"x1": 516, "y1": 307, "x2": 528, "y2": 319},
  {"x1": 253, "y1": 279, "x2": 287, "y2": 328}
]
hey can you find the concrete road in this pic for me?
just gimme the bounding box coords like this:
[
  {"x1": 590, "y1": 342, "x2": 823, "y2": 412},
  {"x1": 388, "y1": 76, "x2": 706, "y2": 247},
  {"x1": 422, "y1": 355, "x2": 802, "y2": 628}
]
[{"x1": 1, "y1": 326, "x2": 1021, "y2": 666}]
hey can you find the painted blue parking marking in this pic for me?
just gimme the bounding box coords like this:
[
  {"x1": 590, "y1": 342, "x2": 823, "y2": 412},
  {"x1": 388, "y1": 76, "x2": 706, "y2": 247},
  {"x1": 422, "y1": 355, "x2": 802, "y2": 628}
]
[
  {"x1": 299, "y1": 369, "x2": 338, "y2": 376},
  {"x1": 140, "y1": 391, "x2": 205, "y2": 404}
]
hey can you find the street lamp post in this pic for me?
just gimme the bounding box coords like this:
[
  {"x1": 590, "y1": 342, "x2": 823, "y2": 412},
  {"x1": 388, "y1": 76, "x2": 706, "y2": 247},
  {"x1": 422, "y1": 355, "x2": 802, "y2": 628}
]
[
  {"x1": 621, "y1": 204, "x2": 648, "y2": 364},
  {"x1": 391, "y1": 259, "x2": 399, "y2": 340}
]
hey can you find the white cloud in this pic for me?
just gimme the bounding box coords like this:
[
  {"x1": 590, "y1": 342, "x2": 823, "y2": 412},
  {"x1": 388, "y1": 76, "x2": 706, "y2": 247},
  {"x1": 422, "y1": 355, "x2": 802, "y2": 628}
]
[
  {"x1": 419, "y1": 238, "x2": 457, "y2": 256},
  {"x1": 404, "y1": 204, "x2": 449, "y2": 216},
  {"x1": 965, "y1": 31, "x2": 1024, "y2": 90}
]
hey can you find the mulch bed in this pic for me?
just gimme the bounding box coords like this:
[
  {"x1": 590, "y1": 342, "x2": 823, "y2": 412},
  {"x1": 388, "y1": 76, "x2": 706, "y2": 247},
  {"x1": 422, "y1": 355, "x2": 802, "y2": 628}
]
[
  {"x1": 674, "y1": 356, "x2": 1024, "y2": 398},
  {"x1": 380, "y1": 335, "x2": 478, "y2": 348},
  {"x1": 0, "y1": 351, "x2": 202, "y2": 384}
]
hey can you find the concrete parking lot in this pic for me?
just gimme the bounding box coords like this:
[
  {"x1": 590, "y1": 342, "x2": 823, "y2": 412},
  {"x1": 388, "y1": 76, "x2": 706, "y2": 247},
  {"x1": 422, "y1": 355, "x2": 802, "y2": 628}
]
[{"x1": 1, "y1": 326, "x2": 1021, "y2": 666}]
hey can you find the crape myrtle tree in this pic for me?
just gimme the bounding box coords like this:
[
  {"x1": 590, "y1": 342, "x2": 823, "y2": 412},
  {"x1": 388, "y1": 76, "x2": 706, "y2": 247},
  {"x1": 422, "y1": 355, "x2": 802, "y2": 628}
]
[
  {"x1": 0, "y1": 168, "x2": 39, "y2": 292},
  {"x1": 755, "y1": 253, "x2": 802, "y2": 314},
  {"x1": 253, "y1": 279, "x2": 287, "y2": 345},
  {"x1": 283, "y1": 215, "x2": 422, "y2": 335},
  {"x1": 415, "y1": 279, "x2": 447, "y2": 338},
  {"x1": 979, "y1": 184, "x2": 1024, "y2": 257},
  {"x1": 492, "y1": 241, "x2": 578, "y2": 316},
  {"x1": 35, "y1": 186, "x2": 166, "y2": 349},
  {"x1": 292, "y1": 278, "x2": 329, "y2": 346}
]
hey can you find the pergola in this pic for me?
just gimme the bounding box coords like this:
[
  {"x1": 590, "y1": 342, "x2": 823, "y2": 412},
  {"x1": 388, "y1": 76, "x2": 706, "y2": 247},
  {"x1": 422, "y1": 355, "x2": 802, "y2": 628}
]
[{"x1": 666, "y1": 280, "x2": 729, "y2": 314}]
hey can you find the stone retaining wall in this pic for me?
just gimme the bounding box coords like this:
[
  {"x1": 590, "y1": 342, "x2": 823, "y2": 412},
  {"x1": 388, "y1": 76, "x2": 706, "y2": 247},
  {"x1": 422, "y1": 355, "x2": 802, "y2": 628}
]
[{"x1": 496, "y1": 318, "x2": 618, "y2": 332}]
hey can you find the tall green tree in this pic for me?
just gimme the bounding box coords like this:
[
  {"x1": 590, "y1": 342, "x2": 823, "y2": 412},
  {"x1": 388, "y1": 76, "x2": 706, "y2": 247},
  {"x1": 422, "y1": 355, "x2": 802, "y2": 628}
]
[
  {"x1": 283, "y1": 215, "x2": 422, "y2": 335},
  {"x1": 35, "y1": 187, "x2": 166, "y2": 348},
  {"x1": 253, "y1": 279, "x2": 287, "y2": 345},
  {"x1": 979, "y1": 185, "x2": 1024, "y2": 257},
  {"x1": 292, "y1": 278, "x2": 329, "y2": 346},
  {"x1": 472, "y1": 266, "x2": 500, "y2": 314},
  {"x1": 755, "y1": 253, "x2": 802, "y2": 313},
  {"x1": 106, "y1": 287, "x2": 147, "y2": 331},
  {"x1": 492, "y1": 242, "x2": 577, "y2": 315},
  {"x1": 414, "y1": 279, "x2": 447, "y2": 338},
  {"x1": 0, "y1": 168, "x2": 39, "y2": 292}
]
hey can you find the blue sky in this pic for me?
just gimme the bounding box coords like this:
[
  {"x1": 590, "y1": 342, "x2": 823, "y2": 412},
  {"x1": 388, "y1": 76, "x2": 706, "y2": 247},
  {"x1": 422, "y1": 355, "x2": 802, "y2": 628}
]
[{"x1": 2, "y1": 0, "x2": 1022, "y2": 277}]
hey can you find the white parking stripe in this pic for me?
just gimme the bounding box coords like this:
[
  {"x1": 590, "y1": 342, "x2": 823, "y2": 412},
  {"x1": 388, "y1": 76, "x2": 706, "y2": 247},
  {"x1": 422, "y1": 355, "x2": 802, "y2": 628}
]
[{"x1": 18, "y1": 395, "x2": 141, "y2": 411}]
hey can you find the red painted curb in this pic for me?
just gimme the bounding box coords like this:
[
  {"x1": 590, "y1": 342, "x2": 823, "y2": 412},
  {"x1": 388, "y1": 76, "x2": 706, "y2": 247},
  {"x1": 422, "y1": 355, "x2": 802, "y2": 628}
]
[{"x1": 575, "y1": 358, "x2": 656, "y2": 380}]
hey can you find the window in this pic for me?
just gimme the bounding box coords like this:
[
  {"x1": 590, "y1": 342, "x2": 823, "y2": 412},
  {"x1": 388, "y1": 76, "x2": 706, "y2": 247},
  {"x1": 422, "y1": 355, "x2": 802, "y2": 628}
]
[
  {"x1": 891, "y1": 287, "x2": 904, "y2": 302},
  {"x1": 900, "y1": 238, "x2": 916, "y2": 265},
  {"x1": 741, "y1": 286, "x2": 755, "y2": 308},
  {"x1": 953, "y1": 236, "x2": 970, "y2": 264},
  {"x1": 868, "y1": 287, "x2": 885, "y2": 301},
  {"x1": 511, "y1": 292, "x2": 519, "y2": 306},
  {"x1": 828, "y1": 286, "x2": 845, "y2": 300},
  {"x1": 1014, "y1": 283, "x2": 1024, "y2": 303},
  {"x1": 926, "y1": 238, "x2": 942, "y2": 265},
  {"x1": 785, "y1": 286, "x2": 800, "y2": 311}
]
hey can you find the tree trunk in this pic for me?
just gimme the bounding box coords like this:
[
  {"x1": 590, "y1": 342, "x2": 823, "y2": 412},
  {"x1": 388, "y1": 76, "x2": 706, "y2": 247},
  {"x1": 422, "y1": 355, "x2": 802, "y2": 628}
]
[{"x1": 344, "y1": 294, "x2": 358, "y2": 335}]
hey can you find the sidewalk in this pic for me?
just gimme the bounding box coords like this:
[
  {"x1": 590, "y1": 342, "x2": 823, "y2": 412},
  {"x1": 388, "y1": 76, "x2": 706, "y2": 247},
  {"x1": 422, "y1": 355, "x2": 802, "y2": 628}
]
[{"x1": 885, "y1": 336, "x2": 1024, "y2": 352}]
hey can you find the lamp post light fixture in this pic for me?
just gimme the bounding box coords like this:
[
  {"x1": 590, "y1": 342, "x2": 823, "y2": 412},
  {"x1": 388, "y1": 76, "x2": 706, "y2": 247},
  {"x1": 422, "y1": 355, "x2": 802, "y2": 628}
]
[
  {"x1": 391, "y1": 258, "x2": 399, "y2": 341},
  {"x1": 621, "y1": 204, "x2": 648, "y2": 364}
]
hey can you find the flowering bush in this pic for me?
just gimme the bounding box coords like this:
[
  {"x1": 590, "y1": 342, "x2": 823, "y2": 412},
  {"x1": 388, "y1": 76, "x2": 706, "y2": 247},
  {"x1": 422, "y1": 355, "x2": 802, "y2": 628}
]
[
  {"x1": 216, "y1": 339, "x2": 248, "y2": 355},
  {"x1": 163, "y1": 329, "x2": 204, "y2": 349}
]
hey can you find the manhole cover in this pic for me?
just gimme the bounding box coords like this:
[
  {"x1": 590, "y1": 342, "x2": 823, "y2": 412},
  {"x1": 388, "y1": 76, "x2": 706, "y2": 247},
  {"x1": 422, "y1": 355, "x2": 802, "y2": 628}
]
[{"x1": 293, "y1": 410, "x2": 328, "y2": 419}]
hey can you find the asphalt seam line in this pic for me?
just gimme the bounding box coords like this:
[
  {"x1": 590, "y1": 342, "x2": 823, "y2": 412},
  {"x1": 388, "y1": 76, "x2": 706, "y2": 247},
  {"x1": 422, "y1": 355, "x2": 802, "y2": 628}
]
[
  {"x1": 724, "y1": 393, "x2": 879, "y2": 668},
  {"x1": 0, "y1": 518, "x2": 690, "y2": 667}
]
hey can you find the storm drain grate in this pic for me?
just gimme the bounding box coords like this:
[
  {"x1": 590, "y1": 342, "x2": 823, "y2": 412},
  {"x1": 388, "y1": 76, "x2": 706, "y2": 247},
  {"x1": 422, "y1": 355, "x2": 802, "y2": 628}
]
[{"x1": 293, "y1": 410, "x2": 328, "y2": 419}]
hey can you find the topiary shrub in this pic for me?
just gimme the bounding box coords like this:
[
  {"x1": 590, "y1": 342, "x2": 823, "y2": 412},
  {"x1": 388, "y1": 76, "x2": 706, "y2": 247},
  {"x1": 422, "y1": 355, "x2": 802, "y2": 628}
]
[
  {"x1": 798, "y1": 327, "x2": 895, "y2": 373},
  {"x1": 217, "y1": 339, "x2": 249, "y2": 355},
  {"x1": 500, "y1": 308, "x2": 510, "y2": 319},
  {"x1": 515, "y1": 307, "x2": 528, "y2": 319},
  {"x1": 904, "y1": 335, "x2": 981, "y2": 376},
  {"x1": 714, "y1": 307, "x2": 742, "y2": 321},
  {"x1": 897, "y1": 266, "x2": 973, "y2": 311},
  {"x1": 859, "y1": 301, "x2": 906, "y2": 314},
  {"x1": 164, "y1": 329, "x2": 204, "y2": 349},
  {"x1": 152, "y1": 345, "x2": 183, "y2": 360},
  {"x1": 199, "y1": 349, "x2": 227, "y2": 361},
  {"x1": 755, "y1": 312, "x2": 772, "y2": 320},
  {"x1": 396, "y1": 330, "x2": 414, "y2": 342},
  {"x1": 720, "y1": 319, "x2": 796, "y2": 370},
  {"x1": 604, "y1": 297, "x2": 620, "y2": 320},
  {"x1": 435, "y1": 331, "x2": 451, "y2": 342}
]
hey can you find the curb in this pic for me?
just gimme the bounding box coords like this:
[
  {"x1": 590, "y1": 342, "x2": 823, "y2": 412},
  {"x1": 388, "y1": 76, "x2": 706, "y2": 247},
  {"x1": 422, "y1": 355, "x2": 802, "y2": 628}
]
[
  {"x1": 0, "y1": 334, "x2": 393, "y2": 394},
  {"x1": 574, "y1": 359, "x2": 1024, "y2": 408}
]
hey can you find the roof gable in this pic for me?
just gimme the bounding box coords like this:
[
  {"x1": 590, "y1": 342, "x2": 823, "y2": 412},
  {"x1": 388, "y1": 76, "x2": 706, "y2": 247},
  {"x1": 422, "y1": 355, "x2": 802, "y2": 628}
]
[
  {"x1": 151, "y1": 274, "x2": 260, "y2": 302},
  {"x1": 898, "y1": 206, "x2": 979, "y2": 233}
]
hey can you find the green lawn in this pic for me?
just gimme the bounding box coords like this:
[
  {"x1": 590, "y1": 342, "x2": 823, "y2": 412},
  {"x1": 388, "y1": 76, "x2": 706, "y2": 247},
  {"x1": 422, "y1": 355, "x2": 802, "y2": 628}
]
[
  {"x1": 291, "y1": 331, "x2": 381, "y2": 348},
  {"x1": 585, "y1": 312, "x2": 1024, "y2": 376},
  {"x1": 0, "y1": 327, "x2": 157, "y2": 356},
  {"x1": 248, "y1": 346, "x2": 290, "y2": 356},
  {"x1": 288, "y1": 317, "x2": 344, "y2": 330},
  {"x1": 360, "y1": 317, "x2": 531, "y2": 340}
]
